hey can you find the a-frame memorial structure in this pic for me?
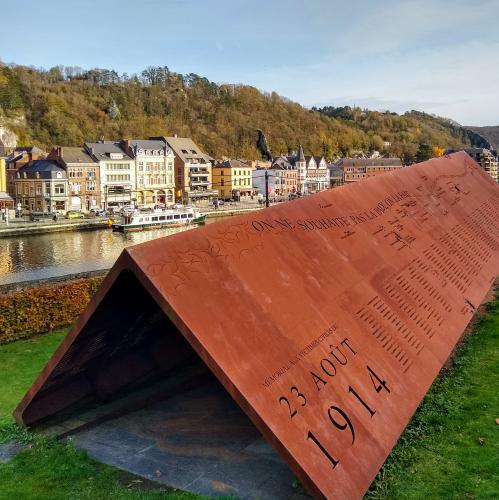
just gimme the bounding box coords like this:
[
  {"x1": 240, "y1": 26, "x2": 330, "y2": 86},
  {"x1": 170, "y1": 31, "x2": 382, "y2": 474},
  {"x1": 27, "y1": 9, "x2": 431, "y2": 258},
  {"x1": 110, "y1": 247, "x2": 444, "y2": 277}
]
[{"x1": 15, "y1": 152, "x2": 499, "y2": 499}]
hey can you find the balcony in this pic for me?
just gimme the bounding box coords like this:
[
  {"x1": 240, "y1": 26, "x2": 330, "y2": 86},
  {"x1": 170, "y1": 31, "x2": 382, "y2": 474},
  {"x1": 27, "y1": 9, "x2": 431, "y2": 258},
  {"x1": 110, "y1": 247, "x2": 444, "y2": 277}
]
[
  {"x1": 190, "y1": 169, "x2": 209, "y2": 175},
  {"x1": 190, "y1": 179, "x2": 209, "y2": 187}
]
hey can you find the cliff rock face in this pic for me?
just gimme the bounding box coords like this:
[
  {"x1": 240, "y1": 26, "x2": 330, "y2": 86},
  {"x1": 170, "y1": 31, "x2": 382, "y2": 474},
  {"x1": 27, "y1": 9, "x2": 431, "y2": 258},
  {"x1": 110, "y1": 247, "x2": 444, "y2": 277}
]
[
  {"x1": 0, "y1": 125, "x2": 17, "y2": 154},
  {"x1": 463, "y1": 126, "x2": 499, "y2": 152}
]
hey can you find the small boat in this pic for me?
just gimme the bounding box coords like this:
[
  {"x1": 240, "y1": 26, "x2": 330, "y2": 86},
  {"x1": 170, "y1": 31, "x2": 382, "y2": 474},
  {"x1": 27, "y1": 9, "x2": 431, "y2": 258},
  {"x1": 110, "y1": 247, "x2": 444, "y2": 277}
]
[{"x1": 112, "y1": 207, "x2": 206, "y2": 232}]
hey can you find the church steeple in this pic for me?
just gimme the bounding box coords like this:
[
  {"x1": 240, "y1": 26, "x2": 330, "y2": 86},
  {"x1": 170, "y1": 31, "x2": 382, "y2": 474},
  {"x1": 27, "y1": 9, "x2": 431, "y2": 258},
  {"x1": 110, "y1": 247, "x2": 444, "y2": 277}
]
[{"x1": 297, "y1": 144, "x2": 305, "y2": 162}]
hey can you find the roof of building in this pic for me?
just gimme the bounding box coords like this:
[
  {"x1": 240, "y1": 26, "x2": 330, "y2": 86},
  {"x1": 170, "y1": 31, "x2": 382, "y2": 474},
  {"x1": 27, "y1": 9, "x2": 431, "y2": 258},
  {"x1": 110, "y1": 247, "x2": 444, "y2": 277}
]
[
  {"x1": 164, "y1": 136, "x2": 212, "y2": 163},
  {"x1": 17, "y1": 160, "x2": 66, "y2": 179},
  {"x1": 336, "y1": 158, "x2": 402, "y2": 167},
  {"x1": 15, "y1": 146, "x2": 43, "y2": 153},
  {"x1": 271, "y1": 155, "x2": 295, "y2": 169},
  {"x1": 214, "y1": 159, "x2": 250, "y2": 169},
  {"x1": 0, "y1": 192, "x2": 14, "y2": 202},
  {"x1": 84, "y1": 142, "x2": 133, "y2": 162},
  {"x1": 6, "y1": 146, "x2": 44, "y2": 163},
  {"x1": 59, "y1": 147, "x2": 97, "y2": 165}
]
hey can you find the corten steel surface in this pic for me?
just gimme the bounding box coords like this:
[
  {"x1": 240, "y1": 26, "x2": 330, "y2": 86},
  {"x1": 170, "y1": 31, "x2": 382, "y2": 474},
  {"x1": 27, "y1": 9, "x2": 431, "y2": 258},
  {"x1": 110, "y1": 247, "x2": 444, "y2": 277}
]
[{"x1": 14, "y1": 152, "x2": 499, "y2": 499}]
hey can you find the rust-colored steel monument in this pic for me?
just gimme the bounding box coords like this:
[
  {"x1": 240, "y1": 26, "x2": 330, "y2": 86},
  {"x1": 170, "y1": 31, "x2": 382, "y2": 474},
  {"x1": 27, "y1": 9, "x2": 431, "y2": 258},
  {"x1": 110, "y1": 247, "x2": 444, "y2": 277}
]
[{"x1": 15, "y1": 153, "x2": 499, "y2": 498}]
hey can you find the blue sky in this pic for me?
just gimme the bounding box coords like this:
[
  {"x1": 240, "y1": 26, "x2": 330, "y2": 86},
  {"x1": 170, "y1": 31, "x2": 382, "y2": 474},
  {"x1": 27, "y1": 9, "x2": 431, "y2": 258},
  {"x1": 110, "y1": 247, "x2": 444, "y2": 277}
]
[{"x1": 1, "y1": 0, "x2": 498, "y2": 125}]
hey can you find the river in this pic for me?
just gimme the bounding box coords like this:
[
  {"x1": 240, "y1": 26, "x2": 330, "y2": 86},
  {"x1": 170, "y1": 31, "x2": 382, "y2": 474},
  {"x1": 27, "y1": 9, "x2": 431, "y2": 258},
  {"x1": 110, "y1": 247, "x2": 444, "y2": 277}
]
[{"x1": 0, "y1": 219, "x2": 221, "y2": 285}]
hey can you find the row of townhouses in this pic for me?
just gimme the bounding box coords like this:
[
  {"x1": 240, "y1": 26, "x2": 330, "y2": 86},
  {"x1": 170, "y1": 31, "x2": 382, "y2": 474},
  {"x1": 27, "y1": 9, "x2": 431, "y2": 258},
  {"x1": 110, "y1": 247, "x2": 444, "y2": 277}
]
[
  {"x1": 0, "y1": 141, "x2": 337, "y2": 212},
  {"x1": 2, "y1": 139, "x2": 496, "y2": 213}
]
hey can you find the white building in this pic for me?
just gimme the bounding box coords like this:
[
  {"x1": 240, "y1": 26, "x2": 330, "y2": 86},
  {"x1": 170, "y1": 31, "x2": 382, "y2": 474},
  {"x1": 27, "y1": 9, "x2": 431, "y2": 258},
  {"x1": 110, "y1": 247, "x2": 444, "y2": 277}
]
[
  {"x1": 84, "y1": 142, "x2": 135, "y2": 210},
  {"x1": 120, "y1": 139, "x2": 175, "y2": 206}
]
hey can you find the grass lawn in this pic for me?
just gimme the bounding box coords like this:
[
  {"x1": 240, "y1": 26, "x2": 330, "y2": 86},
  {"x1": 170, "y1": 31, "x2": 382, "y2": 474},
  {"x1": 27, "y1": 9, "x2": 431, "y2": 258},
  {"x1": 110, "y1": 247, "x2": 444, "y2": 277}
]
[
  {"x1": 368, "y1": 295, "x2": 499, "y2": 499},
  {"x1": 0, "y1": 294, "x2": 498, "y2": 499}
]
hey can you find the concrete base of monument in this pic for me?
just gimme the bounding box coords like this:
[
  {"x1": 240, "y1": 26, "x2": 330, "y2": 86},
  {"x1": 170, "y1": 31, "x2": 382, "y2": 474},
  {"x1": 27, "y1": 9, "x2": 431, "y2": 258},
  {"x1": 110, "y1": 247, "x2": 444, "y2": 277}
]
[{"x1": 69, "y1": 378, "x2": 307, "y2": 499}]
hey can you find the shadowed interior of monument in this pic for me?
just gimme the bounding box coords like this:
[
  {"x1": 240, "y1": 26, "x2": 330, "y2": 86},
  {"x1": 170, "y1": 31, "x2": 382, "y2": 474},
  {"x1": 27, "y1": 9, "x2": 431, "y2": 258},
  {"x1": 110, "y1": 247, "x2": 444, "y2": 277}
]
[{"x1": 21, "y1": 270, "x2": 299, "y2": 498}]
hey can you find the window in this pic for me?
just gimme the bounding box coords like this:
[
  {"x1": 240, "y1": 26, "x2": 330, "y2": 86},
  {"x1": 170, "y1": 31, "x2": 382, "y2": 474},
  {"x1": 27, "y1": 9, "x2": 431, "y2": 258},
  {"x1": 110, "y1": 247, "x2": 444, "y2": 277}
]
[
  {"x1": 138, "y1": 162, "x2": 144, "y2": 171},
  {"x1": 45, "y1": 182, "x2": 51, "y2": 194},
  {"x1": 55, "y1": 184, "x2": 65, "y2": 194},
  {"x1": 17, "y1": 185, "x2": 21, "y2": 194},
  {"x1": 36, "y1": 185, "x2": 42, "y2": 195}
]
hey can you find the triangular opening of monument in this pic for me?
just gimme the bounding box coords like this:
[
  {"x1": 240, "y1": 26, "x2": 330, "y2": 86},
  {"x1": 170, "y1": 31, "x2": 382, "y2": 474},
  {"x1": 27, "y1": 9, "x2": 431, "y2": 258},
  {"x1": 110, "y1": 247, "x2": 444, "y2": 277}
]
[{"x1": 19, "y1": 270, "x2": 298, "y2": 498}]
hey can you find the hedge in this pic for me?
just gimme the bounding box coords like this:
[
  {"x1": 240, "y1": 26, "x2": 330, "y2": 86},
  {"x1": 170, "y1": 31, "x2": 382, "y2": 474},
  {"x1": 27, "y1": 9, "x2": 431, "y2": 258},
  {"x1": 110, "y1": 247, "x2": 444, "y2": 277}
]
[{"x1": 0, "y1": 277, "x2": 104, "y2": 344}]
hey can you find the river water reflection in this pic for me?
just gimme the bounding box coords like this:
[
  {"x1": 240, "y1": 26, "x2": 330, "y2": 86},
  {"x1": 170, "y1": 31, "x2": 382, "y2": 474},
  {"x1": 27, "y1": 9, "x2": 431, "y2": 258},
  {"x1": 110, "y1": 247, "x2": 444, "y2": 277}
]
[{"x1": 0, "y1": 219, "x2": 220, "y2": 285}]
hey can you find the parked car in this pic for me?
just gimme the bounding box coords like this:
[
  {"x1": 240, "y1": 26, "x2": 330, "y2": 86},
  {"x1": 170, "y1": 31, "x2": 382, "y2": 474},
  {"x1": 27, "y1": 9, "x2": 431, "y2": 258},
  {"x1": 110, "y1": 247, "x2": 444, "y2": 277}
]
[
  {"x1": 90, "y1": 208, "x2": 106, "y2": 217},
  {"x1": 65, "y1": 210, "x2": 85, "y2": 219},
  {"x1": 212, "y1": 199, "x2": 224, "y2": 207},
  {"x1": 119, "y1": 206, "x2": 135, "y2": 216},
  {"x1": 29, "y1": 211, "x2": 57, "y2": 222}
]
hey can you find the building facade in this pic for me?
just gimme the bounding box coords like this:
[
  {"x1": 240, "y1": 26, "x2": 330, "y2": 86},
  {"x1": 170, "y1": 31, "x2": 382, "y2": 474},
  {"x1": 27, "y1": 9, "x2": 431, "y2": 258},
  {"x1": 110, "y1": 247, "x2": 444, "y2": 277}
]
[
  {"x1": 304, "y1": 155, "x2": 329, "y2": 192},
  {"x1": 84, "y1": 142, "x2": 134, "y2": 209},
  {"x1": 5, "y1": 147, "x2": 44, "y2": 198},
  {"x1": 212, "y1": 159, "x2": 253, "y2": 200},
  {"x1": 446, "y1": 148, "x2": 498, "y2": 182},
  {"x1": 270, "y1": 163, "x2": 298, "y2": 196},
  {"x1": 163, "y1": 136, "x2": 217, "y2": 203},
  {"x1": 0, "y1": 157, "x2": 14, "y2": 209},
  {"x1": 120, "y1": 139, "x2": 175, "y2": 206},
  {"x1": 48, "y1": 147, "x2": 101, "y2": 211},
  {"x1": 252, "y1": 167, "x2": 276, "y2": 198},
  {"x1": 271, "y1": 146, "x2": 328, "y2": 194},
  {"x1": 336, "y1": 158, "x2": 403, "y2": 183},
  {"x1": 15, "y1": 160, "x2": 68, "y2": 212}
]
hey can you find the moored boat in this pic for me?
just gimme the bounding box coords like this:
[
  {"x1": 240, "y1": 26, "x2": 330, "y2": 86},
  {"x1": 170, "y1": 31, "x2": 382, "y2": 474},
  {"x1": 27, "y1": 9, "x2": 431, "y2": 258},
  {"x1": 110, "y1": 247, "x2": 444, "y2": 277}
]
[{"x1": 112, "y1": 207, "x2": 206, "y2": 232}]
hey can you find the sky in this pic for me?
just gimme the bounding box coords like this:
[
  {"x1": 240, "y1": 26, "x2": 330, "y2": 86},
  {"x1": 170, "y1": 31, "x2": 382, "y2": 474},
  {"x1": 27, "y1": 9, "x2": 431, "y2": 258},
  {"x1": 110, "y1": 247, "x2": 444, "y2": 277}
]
[{"x1": 1, "y1": 0, "x2": 498, "y2": 126}]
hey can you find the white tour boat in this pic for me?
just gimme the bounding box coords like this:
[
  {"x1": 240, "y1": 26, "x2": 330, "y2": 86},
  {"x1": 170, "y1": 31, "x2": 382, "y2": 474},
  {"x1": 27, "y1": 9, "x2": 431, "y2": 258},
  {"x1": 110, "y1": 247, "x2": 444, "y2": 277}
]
[{"x1": 112, "y1": 207, "x2": 206, "y2": 232}]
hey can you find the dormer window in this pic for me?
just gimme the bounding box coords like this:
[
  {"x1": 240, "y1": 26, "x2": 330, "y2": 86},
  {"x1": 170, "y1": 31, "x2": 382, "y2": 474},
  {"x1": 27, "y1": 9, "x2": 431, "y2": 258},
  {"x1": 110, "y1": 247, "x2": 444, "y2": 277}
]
[
  {"x1": 138, "y1": 149, "x2": 144, "y2": 155},
  {"x1": 56, "y1": 172, "x2": 62, "y2": 179},
  {"x1": 36, "y1": 172, "x2": 40, "y2": 179},
  {"x1": 109, "y1": 152, "x2": 123, "y2": 160},
  {"x1": 181, "y1": 149, "x2": 188, "y2": 154},
  {"x1": 23, "y1": 172, "x2": 27, "y2": 178}
]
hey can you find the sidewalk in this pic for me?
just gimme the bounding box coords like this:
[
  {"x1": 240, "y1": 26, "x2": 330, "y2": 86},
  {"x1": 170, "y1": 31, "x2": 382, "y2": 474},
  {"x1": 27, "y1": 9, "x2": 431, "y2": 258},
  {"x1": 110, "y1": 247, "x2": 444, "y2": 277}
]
[{"x1": 0, "y1": 217, "x2": 109, "y2": 237}]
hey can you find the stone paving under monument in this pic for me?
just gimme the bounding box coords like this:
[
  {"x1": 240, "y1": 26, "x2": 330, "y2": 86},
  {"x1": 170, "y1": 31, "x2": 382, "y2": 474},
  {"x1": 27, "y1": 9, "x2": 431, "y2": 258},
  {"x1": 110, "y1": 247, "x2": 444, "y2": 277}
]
[
  {"x1": 15, "y1": 152, "x2": 499, "y2": 499},
  {"x1": 71, "y1": 378, "x2": 302, "y2": 499}
]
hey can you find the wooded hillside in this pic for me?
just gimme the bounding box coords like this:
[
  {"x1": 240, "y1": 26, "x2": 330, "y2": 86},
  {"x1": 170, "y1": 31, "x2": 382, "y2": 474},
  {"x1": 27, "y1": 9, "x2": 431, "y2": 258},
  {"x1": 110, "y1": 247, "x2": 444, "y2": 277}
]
[{"x1": 0, "y1": 63, "x2": 469, "y2": 161}]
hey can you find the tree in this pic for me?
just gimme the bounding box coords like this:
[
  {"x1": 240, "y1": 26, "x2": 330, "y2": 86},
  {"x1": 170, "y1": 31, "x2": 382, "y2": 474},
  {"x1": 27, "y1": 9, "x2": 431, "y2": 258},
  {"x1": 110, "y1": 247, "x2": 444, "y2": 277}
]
[
  {"x1": 416, "y1": 144, "x2": 434, "y2": 163},
  {"x1": 433, "y1": 146, "x2": 445, "y2": 157}
]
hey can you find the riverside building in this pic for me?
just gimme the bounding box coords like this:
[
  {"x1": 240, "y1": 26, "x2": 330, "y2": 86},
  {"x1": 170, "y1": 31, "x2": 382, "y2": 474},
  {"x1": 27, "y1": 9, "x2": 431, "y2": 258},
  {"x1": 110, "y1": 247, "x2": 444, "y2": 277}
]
[
  {"x1": 15, "y1": 159, "x2": 68, "y2": 212},
  {"x1": 120, "y1": 139, "x2": 175, "y2": 206},
  {"x1": 84, "y1": 142, "x2": 134, "y2": 210}
]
